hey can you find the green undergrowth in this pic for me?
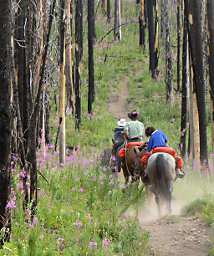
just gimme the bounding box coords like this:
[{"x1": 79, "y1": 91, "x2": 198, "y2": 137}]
[{"x1": 2, "y1": 166, "x2": 149, "y2": 255}]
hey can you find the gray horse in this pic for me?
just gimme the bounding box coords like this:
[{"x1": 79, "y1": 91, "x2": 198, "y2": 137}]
[{"x1": 145, "y1": 152, "x2": 176, "y2": 215}]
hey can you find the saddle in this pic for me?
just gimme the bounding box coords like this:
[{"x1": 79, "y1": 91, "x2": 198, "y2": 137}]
[
  {"x1": 118, "y1": 142, "x2": 145, "y2": 159},
  {"x1": 141, "y1": 147, "x2": 178, "y2": 167}
]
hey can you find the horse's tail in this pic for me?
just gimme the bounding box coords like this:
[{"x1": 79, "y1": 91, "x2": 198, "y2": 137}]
[
  {"x1": 156, "y1": 154, "x2": 171, "y2": 199},
  {"x1": 156, "y1": 154, "x2": 164, "y2": 180}
]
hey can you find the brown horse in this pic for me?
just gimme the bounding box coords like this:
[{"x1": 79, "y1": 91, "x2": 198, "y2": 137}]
[{"x1": 121, "y1": 146, "x2": 144, "y2": 185}]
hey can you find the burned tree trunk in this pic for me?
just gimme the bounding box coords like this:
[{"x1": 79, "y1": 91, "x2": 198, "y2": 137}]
[
  {"x1": 188, "y1": 0, "x2": 209, "y2": 169},
  {"x1": 180, "y1": 1, "x2": 189, "y2": 158},
  {"x1": 15, "y1": 0, "x2": 28, "y2": 157},
  {"x1": 74, "y1": 0, "x2": 83, "y2": 129},
  {"x1": 147, "y1": 0, "x2": 159, "y2": 79},
  {"x1": 139, "y1": 0, "x2": 146, "y2": 49},
  {"x1": 177, "y1": 0, "x2": 181, "y2": 92},
  {"x1": 101, "y1": 0, "x2": 106, "y2": 13},
  {"x1": 207, "y1": 0, "x2": 214, "y2": 151},
  {"x1": 164, "y1": 0, "x2": 173, "y2": 104},
  {"x1": 59, "y1": 0, "x2": 66, "y2": 165},
  {"x1": 65, "y1": 0, "x2": 74, "y2": 114},
  {"x1": 0, "y1": 0, "x2": 12, "y2": 239},
  {"x1": 107, "y1": 0, "x2": 111, "y2": 23},
  {"x1": 88, "y1": 0, "x2": 95, "y2": 114},
  {"x1": 114, "y1": 0, "x2": 122, "y2": 41}
]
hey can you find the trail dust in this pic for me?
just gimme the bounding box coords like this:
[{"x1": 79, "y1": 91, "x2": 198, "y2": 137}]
[
  {"x1": 134, "y1": 172, "x2": 214, "y2": 256},
  {"x1": 108, "y1": 77, "x2": 129, "y2": 119}
]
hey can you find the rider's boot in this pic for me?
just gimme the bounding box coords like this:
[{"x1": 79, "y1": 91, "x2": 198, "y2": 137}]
[
  {"x1": 175, "y1": 168, "x2": 185, "y2": 178},
  {"x1": 142, "y1": 172, "x2": 150, "y2": 185}
]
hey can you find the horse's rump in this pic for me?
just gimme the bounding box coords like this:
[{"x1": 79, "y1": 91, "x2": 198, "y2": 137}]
[{"x1": 146, "y1": 153, "x2": 176, "y2": 197}]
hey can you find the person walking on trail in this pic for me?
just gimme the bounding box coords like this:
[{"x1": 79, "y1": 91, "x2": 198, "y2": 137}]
[
  {"x1": 144, "y1": 127, "x2": 185, "y2": 178},
  {"x1": 112, "y1": 118, "x2": 127, "y2": 172},
  {"x1": 123, "y1": 111, "x2": 145, "y2": 142}
]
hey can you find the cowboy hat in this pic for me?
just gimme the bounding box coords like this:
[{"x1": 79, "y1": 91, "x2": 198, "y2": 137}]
[{"x1": 117, "y1": 118, "x2": 126, "y2": 127}]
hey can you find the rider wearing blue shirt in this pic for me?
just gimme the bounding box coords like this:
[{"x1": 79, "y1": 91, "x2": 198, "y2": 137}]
[
  {"x1": 146, "y1": 128, "x2": 168, "y2": 152},
  {"x1": 145, "y1": 126, "x2": 184, "y2": 178}
]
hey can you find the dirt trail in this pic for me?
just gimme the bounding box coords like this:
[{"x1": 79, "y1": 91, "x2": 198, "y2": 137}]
[
  {"x1": 139, "y1": 202, "x2": 213, "y2": 256},
  {"x1": 143, "y1": 216, "x2": 212, "y2": 256},
  {"x1": 108, "y1": 77, "x2": 129, "y2": 119}
]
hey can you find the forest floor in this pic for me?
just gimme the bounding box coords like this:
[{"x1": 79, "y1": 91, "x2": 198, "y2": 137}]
[{"x1": 108, "y1": 79, "x2": 213, "y2": 256}]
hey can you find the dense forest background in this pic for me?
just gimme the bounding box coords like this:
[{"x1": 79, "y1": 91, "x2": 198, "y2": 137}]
[{"x1": 0, "y1": 0, "x2": 214, "y2": 255}]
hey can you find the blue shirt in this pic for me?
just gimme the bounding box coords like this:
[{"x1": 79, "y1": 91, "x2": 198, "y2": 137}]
[{"x1": 147, "y1": 130, "x2": 168, "y2": 152}]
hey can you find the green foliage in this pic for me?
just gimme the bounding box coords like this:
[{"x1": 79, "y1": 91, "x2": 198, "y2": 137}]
[
  {"x1": 1, "y1": 166, "x2": 148, "y2": 255},
  {"x1": 182, "y1": 198, "x2": 210, "y2": 217}
]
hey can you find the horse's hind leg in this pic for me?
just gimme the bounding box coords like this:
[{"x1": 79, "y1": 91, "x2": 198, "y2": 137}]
[
  {"x1": 122, "y1": 163, "x2": 129, "y2": 185},
  {"x1": 167, "y1": 192, "x2": 172, "y2": 214},
  {"x1": 167, "y1": 182, "x2": 173, "y2": 214},
  {"x1": 155, "y1": 194, "x2": 161, "y2": 217}
]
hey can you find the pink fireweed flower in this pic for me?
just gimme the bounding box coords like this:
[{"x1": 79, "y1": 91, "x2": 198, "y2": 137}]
[
  {"x1": 6, "y1": 199, "x2": 16, "y2": 210},
  {"x1": 79, "y1": 187, "x2": 84, "y2": 193},
  {"x1": 19, "y1": 169, "x2": 27, "y2": 179},
  {"x1": 102, "y1": 238, "x2": 111, "y2": 249},
  {"x1": 47, "y1": 143, "x2": 54, "y2": 150},
  {"x1": 73, "y1": 220, "x2": 83, "y2": 229},
  {"x1": 66, "y1": 155, "x2": 76, "y2": 162},
  {"x1": 17, "y1": 181, "x2": 24, "y2": 192},
  {"x1": 88, "y1": 240, "x2": 97, "y2": 249}
]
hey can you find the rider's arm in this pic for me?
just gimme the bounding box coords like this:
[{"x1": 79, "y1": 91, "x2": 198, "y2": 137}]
[
  {"x1": 123, "y1": 124, "x2": 129, "y2": 139},
  {"x1": 147, "y1": 137, "x2": 153, "y2": 152}
]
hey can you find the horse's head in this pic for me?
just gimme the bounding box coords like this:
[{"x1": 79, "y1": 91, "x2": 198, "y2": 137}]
[{"x1": 133, "y1": 145, "x2": 147, "y2": 160}]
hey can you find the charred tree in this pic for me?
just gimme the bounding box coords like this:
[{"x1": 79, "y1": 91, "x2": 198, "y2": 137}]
[
  {"x1": 188, "y1": 0, "x2": 209, "y2": 169},
  {"x1": 65, "y1": 0, "x2": 74, "y2": 114},
  {"x1": 180, "y1": 1, "x2": 189, "y2": 158},
  {"x1": 88, "y1": 0, "x2": 95, "y2": 114},
  {"x1": 107, "y1": 0, "x2": 111, "y2": 23},
  {"x1": 15, "y1": 0, "x2": 28, "y2": 157},
  {"x1": 147, "y1": 0, "x2": 159, "y2": 79},
  {"x1": 164, "y1": 0, "x2": 173, "y2": 104},
  {"x1": 207, "y1": 0, "x2": 214, "y2": 151},
  {"x1": 59, "y1": 0, "x2": 66, "y2": 165},
  {"x1": 114, "y1": 0, "x2": 122, "y2": 41},
  {"x1": 101, "y1": 0, "x2": 106, "y2": 13},
  {"x1": 0, "y1": 0, "x2": 12, "y2": 240},
  {"x1": 74, "y1": 0, "x2": 83, "y2": 129},
  {"x1": 177, "y1": 0, "x2": 181, "y2": 92},
  {"x1": 139, "y1": 0, "x2": 146, "y2": 49}
]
